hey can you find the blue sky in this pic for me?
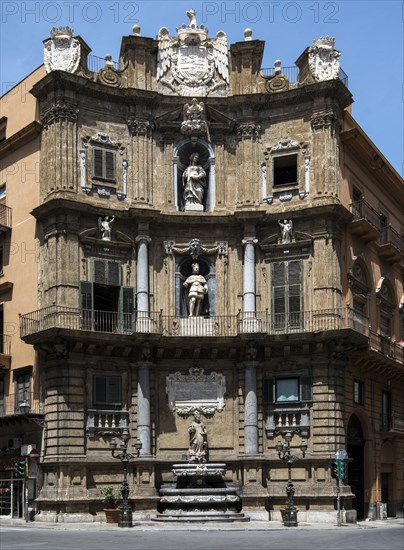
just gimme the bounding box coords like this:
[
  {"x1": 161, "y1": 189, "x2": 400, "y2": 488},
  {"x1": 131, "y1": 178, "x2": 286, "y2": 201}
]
[{"x1": 1, "y1": 1, "x2": 403, "y2": 176}]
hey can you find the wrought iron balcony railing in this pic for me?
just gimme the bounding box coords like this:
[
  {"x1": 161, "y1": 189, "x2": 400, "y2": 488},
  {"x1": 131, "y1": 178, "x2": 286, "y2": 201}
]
[
  {"x1": 369, "y1": 332, "x2": 404, "y2": 363},
  {"x1": 260, "y1": 66, "x2": 348, "y2": 86},
  {"x1": 20, "y1": 305, "x2": 369, "y2": 339},
  {"x1": 0, "y1": 392, "x2": 43, "y2": 418}
]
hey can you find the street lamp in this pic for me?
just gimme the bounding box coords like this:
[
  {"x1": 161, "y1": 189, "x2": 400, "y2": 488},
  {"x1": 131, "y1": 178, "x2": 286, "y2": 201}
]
[
  {"x1": 275, "y1": 431, "x2": 307, "y2": 527},
  {"x1": 109, "y1": 428, "x2": 142, "y2": 528}
]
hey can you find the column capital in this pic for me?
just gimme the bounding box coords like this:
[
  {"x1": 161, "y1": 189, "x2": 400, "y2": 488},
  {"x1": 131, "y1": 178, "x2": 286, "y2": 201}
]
[
  {"x1": 136, "y1": 235, "x2": 152, "y2": 244},
  {"x1": 242, "y1": 237, "x2": 258, "y2": 246}
]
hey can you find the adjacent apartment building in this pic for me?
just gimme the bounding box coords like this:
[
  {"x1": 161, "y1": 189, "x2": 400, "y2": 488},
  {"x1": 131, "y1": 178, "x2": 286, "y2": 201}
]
[{"x1": 0, "y1": 10, "x2": 403, "y2": 522}]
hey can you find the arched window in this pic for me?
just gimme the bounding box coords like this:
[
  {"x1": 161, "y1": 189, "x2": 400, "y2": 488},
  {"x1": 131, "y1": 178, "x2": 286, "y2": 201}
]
[
  {"x1": 175, "y1": 256, "x2": 216, "y2": 316},
  {"x1": 173, "y1": 139, "x2": 215, "y2": 212}
]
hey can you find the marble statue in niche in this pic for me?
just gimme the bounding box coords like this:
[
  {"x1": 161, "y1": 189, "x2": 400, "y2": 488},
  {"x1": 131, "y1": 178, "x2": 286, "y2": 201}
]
[
  {"x1": 183, "y1": 262, "x2": 208, "y2": 316},
  {"x1": 279, "y1": 219, "x2": 293, "y2": 243},
  {"x1": 183, "y1": 153, "x2": 206, "y2": 210},
  {"x1": 98, "y1": 215, "x2": 115, "y2": 241},
  {"x1": 188, "y1": 411, "x2": 208, "y2": 463}
]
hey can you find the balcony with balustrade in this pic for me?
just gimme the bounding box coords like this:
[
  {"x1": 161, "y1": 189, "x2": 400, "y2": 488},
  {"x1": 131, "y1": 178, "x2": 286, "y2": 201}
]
[
  {"x1": 377, "y1": 225, "x2": 404, "y2": 264},
  {"x1": 0, "y1": 203, "x2": 12, "y2": 234},
  {"x1": 86, "y1": 409, "x2": 129, "y2": 438},
  {"x1": 265, "y1": 406, "x2": 310, "y2": 439},
  {"x1": 350, "y1": 199, "x2": 381, "y2": 242},
  {"x1": 19, "y1": 306, "x2": 370, "y2": 342}
]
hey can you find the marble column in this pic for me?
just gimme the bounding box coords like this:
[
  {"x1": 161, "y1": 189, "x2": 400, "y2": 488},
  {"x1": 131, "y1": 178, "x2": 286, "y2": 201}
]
[
  {"x1": 136, "y1": 235, "x2": 151, "y2": 315},
  {"x1": 137, "y1": 360, "x2": 151, "y2": 456},
  {"x1": 242, "y1": 237, "x2": 258, "y2": 313},
  {"x1": 244, "y1": 360, "x2": 258, "y2": 454}
]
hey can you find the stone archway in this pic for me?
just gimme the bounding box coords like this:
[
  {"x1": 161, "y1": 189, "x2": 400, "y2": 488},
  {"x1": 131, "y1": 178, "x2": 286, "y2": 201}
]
[{"x1": 347, "y1": 414, "x2": 365, "y2": 520}]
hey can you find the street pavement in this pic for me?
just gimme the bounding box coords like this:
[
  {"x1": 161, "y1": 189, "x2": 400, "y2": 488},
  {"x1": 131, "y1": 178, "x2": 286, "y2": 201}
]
[{"x1": 1, "y1": 516, "x2": 403, "y2": 530}]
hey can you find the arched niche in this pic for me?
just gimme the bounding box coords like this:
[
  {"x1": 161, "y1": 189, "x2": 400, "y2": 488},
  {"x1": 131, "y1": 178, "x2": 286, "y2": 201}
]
[
  {"x1": 175, "y1": 256, "x2": 216, "y2": 316},
  {"x1": 173, "y1": 138, "x2": 215, "y2": 212}
]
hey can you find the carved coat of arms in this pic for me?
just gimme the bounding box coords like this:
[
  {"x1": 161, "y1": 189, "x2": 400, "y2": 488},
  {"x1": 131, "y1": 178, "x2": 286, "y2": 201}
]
[
  {"x1": 44, "y1": 26, "x2": 80, "y2": 74},
  {"x1": 308, "y1": 36, "x2": 340, "y2": 81},
  {"x1": 157, "y1": 9, "x2": 229, "y2": 96}
]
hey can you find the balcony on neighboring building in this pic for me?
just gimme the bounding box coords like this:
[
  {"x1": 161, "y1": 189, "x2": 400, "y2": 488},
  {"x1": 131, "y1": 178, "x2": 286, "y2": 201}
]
[
  {"x1": 20, "y1": 305, "x2": 369, "y2": 342},
  {"x1": 369, "y1": 332, "x2": 404, "y2": 364},
  {"x1": 350, "y1": 199, "x2": 380, "y2": 242},
  {"x1": 0, "y1": 392, "x2": 43, "y2": 419},
  {"x1": 377, "y1": 225, "x2": 404, "y2": 264},
  {"x1": 0, "y1": 203, "x2": 12, "y2": 234},
  {"x1": 0, "y1": 334, "x2": 11, "y2": 369},
  {"x1": 380, "y1": 413, "x2": 404, "y2": 434}
]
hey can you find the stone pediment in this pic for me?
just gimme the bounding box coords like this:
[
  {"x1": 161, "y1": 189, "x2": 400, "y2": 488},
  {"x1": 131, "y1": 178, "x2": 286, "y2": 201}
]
[
  {"x1": 79, "y1": 227, "x2": 134, "y2": 249},
  {"x1": 260, "y1": 230, "x2": 313, "y2": 250},
  {"x1": 155, "y1": 103, "x2": 235, "y2": 135}
]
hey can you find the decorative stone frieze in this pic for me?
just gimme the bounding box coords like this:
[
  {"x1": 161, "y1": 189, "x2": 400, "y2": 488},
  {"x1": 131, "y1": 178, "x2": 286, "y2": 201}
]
[{"x1": 164, "y1": 238, "x2": 227, "y2": 259}]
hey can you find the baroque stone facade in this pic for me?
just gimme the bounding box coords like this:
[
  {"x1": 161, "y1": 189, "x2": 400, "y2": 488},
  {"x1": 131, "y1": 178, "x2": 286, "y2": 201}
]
[{"x1": 0, "y1": 11, "x2": 403, "y2": 524}]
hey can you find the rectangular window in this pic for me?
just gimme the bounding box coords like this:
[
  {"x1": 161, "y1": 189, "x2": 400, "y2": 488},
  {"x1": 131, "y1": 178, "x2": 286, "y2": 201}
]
[
  {"x1": 0, "y1": 184, "x2": 6, "y2": 200},
  {"x1": 0, "y1": 246, "x2": 3, "y2": 276},
  {"x1": 354, "y1": 380, "x2": 364, "y2": 405},
  {"x1": 271, "y1": 260, "x2": 302, "y2": 329},
  {"x1": 16, "y1": 372, "x2": 30, "y2": 412},
  {"x1": 273, "y1": 154, "x2": 298, "y2": 187},
  {"x1": 93, "y1": 375, "x2": 122, "y2": 409},
  {"x1": 381, "y1": 390, "x2": 391, "y2": 431},
  {"x1": 92, "y1": 148, "x2": 116, "y2": 183},
  {"x1": 276, "y1": 378, "x2": 299, "y2": 402},
  {"x1": 264, "y1": 376, "x2": 312, "y2": 404},
  {"x1": 0, "y1": 376, "x2": 4, "y2": 416},
  {"x1": 380, "y1": 315, "x2": 391, "y2": 338}
]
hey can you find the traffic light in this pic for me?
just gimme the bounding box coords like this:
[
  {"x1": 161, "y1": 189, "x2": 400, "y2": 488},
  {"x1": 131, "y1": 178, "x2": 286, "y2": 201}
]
[
  {"x1": 338, "y1": 461, "x2": 346, "y2": 480},
  {"x1": 330, "y1": 461, "x2": 338, "y2": 479},
  {"x1": 14, "y1": 459, "x2": 26, "y2": 478}
]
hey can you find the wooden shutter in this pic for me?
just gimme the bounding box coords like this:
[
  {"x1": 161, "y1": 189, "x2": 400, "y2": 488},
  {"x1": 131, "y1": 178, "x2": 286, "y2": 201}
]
[
  {"x1": 105, "y1": 151, "x2": 116, "y2": 181},
  {"x1": 300, "y1": 375, "x2": 312, "y2": 402},
  {"x1": 93, "y1": 260, "x2": 121, "y2": 286},
  {"x1": 120, "y1": 287, "x2": 134, "y2": 331},
  {"x1": 93, "y1": 375, "x2": 121, "y2": 407},
  {"x1": 93, "y1": 149, "x2": 104, "y2": 179},
  {"x1": 263, "y1": 378, "x2": 274, "y2": 404},
  {"x1": 80, "y1": 281, "x2": 93, "y2": 310},
  {"x1": 272, "y1": 262, "x2": 286, "y2": 315}
]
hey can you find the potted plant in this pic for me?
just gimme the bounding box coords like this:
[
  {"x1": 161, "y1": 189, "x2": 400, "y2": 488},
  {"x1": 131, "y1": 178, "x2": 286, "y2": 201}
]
[{"x1": 101, "y1": 485, "x2": 120, "y2": 524}]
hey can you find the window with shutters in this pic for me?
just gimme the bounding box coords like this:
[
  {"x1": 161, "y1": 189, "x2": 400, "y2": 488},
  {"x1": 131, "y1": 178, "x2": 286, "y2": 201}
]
[
  {"x1": 92, "y1": 148, "x2": 116, "y2": 183},
  {"x1": 271, "y1": 260, "x2": 302, "y2": 330},
  {"x1": 93, "y1": 375, "x2": 122, "y2": 408},
  {"x1": 354, "y1": 380, "x2": 364, "y2": 405},
  {"x1": 79, "y1": 258, "x2": 134, "y2": 333},
  {"x1": 15, "y1": 372, "x2": 30, "y2": 411}
]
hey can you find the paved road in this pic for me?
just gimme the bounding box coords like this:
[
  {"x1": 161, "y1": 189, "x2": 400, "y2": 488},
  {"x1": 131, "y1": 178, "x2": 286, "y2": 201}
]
[{"x1": 1, "y1": 524, "x2": 403, "y2": 550}]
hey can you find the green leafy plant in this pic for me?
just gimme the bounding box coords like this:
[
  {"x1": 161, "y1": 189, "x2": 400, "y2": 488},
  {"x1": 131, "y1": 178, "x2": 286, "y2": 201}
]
[{"x1": 100, "y1": 485, "x2": 120, "y2": 509}]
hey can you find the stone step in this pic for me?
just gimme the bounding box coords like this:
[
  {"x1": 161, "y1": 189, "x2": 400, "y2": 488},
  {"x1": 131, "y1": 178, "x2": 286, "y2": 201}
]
[{"x1": 152, "y1": 512, "x2": 250, "y2": 523}]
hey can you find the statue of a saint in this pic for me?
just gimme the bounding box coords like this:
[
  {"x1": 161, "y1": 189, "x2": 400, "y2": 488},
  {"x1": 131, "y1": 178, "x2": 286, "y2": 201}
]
[
  {"x1": 183, "y1": 263, "x2": 208, "y2": 316},
  {"x1": 182, "y1": 153, "x2": 206, "y2": 207},
  {"x1": 188, "y1": 411, "x2": 208, "y2": 463},
  {"x1": 98, "y1": 215, "x2": 115, "y2": 241},
  {"x1": 279, "y1": 219, "x2": 293, "y2": 243}
]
